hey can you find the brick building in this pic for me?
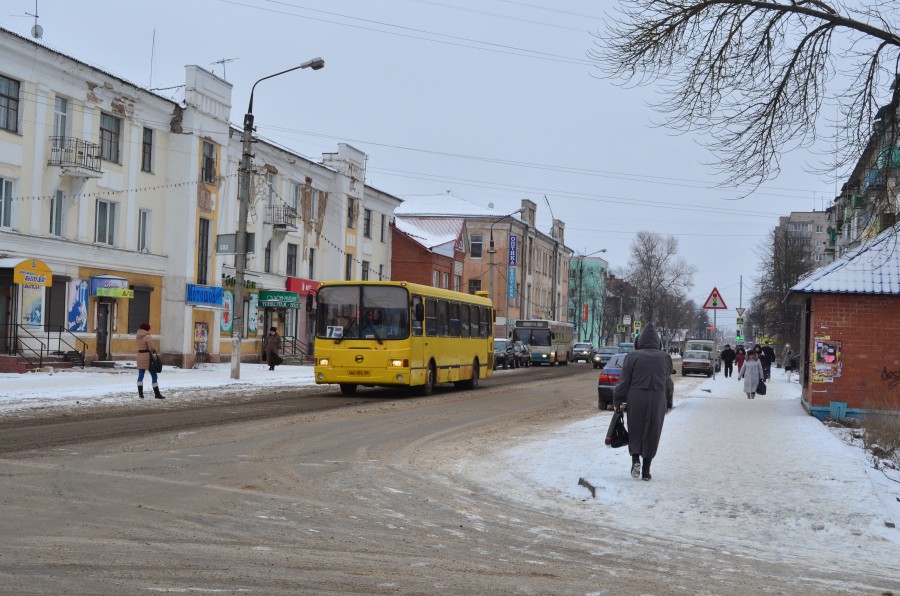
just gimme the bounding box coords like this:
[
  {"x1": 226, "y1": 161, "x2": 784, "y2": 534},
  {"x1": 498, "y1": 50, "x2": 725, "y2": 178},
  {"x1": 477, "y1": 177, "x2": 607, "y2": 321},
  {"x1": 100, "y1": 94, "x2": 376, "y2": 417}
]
[
  {"x1": 788, "y1": 222, "x2": 900, "y2": 419},
  {"x1": 390, "y1": 217, "x2": 467, "y2": 290}
]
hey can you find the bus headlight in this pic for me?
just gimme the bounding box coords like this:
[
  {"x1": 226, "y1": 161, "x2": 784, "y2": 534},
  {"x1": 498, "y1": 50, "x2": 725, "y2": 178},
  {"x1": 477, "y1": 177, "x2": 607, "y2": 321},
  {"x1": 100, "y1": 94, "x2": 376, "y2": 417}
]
[
  {"x1": 390, "y1": 359, "x2": 408, "y2": 367},
  {"x1": 318, "y1": 358, "x2": 329, "y2": 366}
]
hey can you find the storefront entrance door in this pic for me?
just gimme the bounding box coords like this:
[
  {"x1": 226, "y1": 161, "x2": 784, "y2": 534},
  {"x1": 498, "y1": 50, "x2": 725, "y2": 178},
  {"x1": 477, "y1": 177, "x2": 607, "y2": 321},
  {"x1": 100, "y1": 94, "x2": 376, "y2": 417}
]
[{"x1": 96, "y1": 302, "x2": 110, "y2": 360}]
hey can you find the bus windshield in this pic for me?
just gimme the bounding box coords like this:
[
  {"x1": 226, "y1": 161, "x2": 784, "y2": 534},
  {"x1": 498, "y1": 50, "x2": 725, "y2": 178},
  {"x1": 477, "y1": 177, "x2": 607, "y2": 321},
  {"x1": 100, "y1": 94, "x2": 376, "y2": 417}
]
[
  {"x1": 512, "y1": 328, "x2": 551, "y2": 346},
  {"x1": 316, "y1": 285, "x2": 411, "y2": 340}
]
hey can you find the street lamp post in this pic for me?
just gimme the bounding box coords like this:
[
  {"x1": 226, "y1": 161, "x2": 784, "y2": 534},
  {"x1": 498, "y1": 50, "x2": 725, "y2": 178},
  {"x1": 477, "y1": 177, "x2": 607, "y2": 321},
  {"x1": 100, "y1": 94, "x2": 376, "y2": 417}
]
[
  {"x1": 231, "y1": 57, "x2": 324, "y2": 380},
  {"x1": 488, "y1": 207, "x2": 526, "y2": 323},
  {"x1": 575, "y1": 248, "x2": 606, "y2": 342}
]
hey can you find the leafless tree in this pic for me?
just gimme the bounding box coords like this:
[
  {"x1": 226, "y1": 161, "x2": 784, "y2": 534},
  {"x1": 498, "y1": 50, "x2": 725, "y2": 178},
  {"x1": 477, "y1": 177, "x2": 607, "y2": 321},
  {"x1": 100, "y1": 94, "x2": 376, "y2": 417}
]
[
  {"x1": 591, "y1": 1, "x2": 900, "y2": 189},
  {"x1": 626, "y1": 230, "x2": 696, "y2": 323}
]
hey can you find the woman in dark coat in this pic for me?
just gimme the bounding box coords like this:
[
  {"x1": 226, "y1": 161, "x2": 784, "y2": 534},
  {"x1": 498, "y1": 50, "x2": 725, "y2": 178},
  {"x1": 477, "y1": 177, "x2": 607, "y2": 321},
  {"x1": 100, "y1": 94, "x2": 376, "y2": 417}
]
[
  {"x1": 135, "y1": 322, "x2": 164, "y2": 399},
  {"x1": 612, "y1": 325, "x2": 674, "y2": 481},
  {"x1": 264, "y1": 326, "x2": 282, "y2": 371}
]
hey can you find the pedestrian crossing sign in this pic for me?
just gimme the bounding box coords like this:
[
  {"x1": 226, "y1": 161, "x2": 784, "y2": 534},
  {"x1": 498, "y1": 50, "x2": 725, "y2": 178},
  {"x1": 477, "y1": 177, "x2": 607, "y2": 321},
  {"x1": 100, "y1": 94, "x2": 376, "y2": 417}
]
[{"x1": 702, "y1": 287, "x2": 727, "y2": 310}]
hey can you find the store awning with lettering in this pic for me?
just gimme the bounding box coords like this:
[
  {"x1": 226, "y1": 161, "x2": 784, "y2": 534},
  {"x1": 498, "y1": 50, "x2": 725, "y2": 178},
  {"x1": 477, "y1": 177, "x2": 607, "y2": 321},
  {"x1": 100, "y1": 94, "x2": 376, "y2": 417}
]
[
  {"x1": 186, "y1": 283, "x2": 224, "y2": 308},
  {"x1": 0, "y1": 258, "x2": 53, "y2": 287},
  {"x1": 258, "y1": 290, "x2": 300, "y2": 309},
  {"x1": 90, "y1": 275, "x2": 133, "y2": 299}
]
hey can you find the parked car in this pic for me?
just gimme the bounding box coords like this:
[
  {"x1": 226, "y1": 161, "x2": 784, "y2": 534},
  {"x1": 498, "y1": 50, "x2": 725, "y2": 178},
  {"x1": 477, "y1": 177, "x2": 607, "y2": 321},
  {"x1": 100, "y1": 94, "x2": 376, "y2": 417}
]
[
  {"x1": 510, "y1": 341, "x2": 531, "y2": 368},
  {"x1": 682, "y1": 349, "x2": 714, "y2": 377},
  {"x1": 592, "y1": 346, "x2": 619, "y2": 369},
  {"x1": 685, "y1": 339, "x2": 720, "y2": 371},
  {"x1": 572, "y1": 342, "x2": 596, "y2": 363},
  {"x1": 617, "y1": 342, "x2": 635, "y2": 353},
  {"x1": 597, "y1": 353, "x2": 627, "y2": 410},
  {"x1": 493, "y1": 338, "x2": 513, "y2": 369}
]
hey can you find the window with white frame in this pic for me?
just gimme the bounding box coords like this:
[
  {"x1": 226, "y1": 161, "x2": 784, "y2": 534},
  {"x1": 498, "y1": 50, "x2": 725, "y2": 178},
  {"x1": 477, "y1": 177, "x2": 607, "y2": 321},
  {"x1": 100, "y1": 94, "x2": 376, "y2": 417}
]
[
  {"x1": 141, "y1": 127, "x2": 153, "y2": 173},
  {"x1": 816, "y1": 225, "x2": 824, "y2": 233},
  {"x1": 442, "y1": 272, "x2": 449, "y2": 289},
  {"x1": 311, "y1": 188, "x2": 319, "y2": 220},
  {"x1": 202, "y1": 141, "x2": 216, "y2": 183},
  {"x1": 0, "y1": 177, "x2": 13, "y2": 227},
  {"x1": 100, "y1": 113, "x2": 121, "y2": 162},
  {"x1": 347, "y1": 197, "x2": 356, "y2": 228},
  {"x1": 267, "y1": 173, "x2": 276, "y2": 208},
  {"x1": 138, "y1": 209, "x2": 151, "y2": 252},
  {"x1": 95, "y1": 199, "x2": 117, "y2": 245},
  {"x1": 0, "y1": 75, "x2": 20, "y2": 133},
  {"x1": 345, "y1": 253, "x2": 354, "y2": 280},
  {"x1": 52, "y1": 97, "x2": 68, "y2": 149},
  {"x1": 433, "y1": 270, "x2": 440, "y2": 287},
  {"x1": 287, "y1": 243, "x2": 298, "y2": 276},
  {"x1": 470, "y1": 234, "x2": 483, "y2": 258},
  {"x1": 361, "y1": 260, "x2": 370, "y2": 280},
  {"x1": 264, "y1": 239, "x2": 272, "y2": 273},
  {"x1": 49, "y1": 190, "x2": 64, "y2": 237},
  {"x1": 291, "y1": 182, "x2": 301, "y2": 212},
  {"x1": 454, "y1": 274, "x2": 461, "y2": 292},
  {"x1": 363, "y1": 208, "x2": 372, "y2": 238},
  {"x1": 308, "y1": 247, "x2": 316, "y2": 279}
]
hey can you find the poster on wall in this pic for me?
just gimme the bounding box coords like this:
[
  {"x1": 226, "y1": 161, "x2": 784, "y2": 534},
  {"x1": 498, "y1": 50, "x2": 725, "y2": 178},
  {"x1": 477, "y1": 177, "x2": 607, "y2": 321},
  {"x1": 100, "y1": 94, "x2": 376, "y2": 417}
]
[
  {"x1": 221, "y1": 290, "x2": 234, "y2": 333},
  {"x1": 194, "y1": 322, "x2": 209, "y2": 354},
  {"x1": 812, "y1": 337, "x2": 842, "y2": 383},
  {"x1": 21, "y1": 284, "x2": 44, "y2": 327},
  {"x1": 66, "y1": 279, "x2": 89, "y2": 332},
  {"x1": 249, "y1": 293, "x2": 259, "y2": 333}
]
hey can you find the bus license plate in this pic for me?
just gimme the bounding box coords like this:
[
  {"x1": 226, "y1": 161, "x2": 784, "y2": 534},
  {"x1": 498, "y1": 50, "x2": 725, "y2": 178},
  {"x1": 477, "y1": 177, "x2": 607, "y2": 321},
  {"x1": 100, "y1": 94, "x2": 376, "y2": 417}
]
[{"x1": 348, "y1": 370, "x2": 370, "y2": 376}]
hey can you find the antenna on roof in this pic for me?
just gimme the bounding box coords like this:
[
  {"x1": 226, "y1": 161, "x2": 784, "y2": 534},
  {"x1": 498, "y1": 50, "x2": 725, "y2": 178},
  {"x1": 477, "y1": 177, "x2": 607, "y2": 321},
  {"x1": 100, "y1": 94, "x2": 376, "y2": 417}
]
[
  {"x1": 211, "y1": 57, "x2": 239, "y2": 81},
  {"x1": 26, "y1": 1, "x2": 42, "y2": 39}
]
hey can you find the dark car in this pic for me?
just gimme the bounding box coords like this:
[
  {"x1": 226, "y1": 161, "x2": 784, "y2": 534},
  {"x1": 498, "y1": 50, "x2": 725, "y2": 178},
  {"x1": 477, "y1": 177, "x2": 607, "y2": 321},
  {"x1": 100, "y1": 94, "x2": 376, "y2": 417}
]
[
  {"x1": 510, "y1": 341, "x2": 531, "y2": 368},
  {"x1": 493, "y1": 338, "x2": 512, "y2": 369},
  {"x1": 572, "y1": 342, "x2": 596, "y2": 363},
  {"x1": 592, "y1": 346, "x2": 619, "y2": 369},
  {"x1": 597, "y1": 352, "x2": 627, "y2": 410}
]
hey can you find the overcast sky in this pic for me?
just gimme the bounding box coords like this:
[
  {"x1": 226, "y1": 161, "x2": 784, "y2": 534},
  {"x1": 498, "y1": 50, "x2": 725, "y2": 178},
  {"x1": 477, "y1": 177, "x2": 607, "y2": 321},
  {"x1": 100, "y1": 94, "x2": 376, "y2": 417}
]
[{"x1": 6, "y1": 0, "x2": 839, "y2": 330}]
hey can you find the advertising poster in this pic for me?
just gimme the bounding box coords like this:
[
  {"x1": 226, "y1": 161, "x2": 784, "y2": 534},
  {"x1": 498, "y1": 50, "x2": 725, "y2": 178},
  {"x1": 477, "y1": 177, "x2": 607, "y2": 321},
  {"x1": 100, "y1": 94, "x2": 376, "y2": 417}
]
[
  {"x1": 248, "y1": 293, "x2": 259, "y2": 333},
  {"x1": 221, "y1": 290, "x2": 234, "y2": 333},
  {"x1": 66, "y1": 279, "x2": 89, "y2": 332},
  {"x1": 193, "y1": 322, "x2": 209, "y2": 354},
  {"x1": 21, "y1": 284, "x2": 44, "y2": 327},
  {"x1": 812, "y1": 337, "x2": 842, "y2": 383}
]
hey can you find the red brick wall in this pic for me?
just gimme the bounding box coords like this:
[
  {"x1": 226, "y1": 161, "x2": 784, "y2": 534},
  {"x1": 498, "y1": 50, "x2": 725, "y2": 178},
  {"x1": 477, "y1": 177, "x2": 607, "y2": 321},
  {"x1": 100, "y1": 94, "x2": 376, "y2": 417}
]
[
  {"x1": 802, "y1": 294, "x2": 900, "y2": 411},
  {"x1": 390, "y1": 228, "x2": 453, "y2": 286}
]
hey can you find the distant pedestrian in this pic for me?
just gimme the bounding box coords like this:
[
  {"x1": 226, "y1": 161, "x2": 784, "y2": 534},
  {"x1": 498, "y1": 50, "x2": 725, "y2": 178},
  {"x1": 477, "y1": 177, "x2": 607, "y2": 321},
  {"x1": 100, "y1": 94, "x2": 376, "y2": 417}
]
[
  {"x1": 264, "y1": 326, "x2": 282, "y2": 371},
  {"x1": 739, "y1": 351, "x2": 764, "y2": 399},
  {"x1": 762, "y1": 343, "x2": 776, "y2": 380},
  {"x1": 720, "y1": 344, "x2": 736, "y2": 378},
  {"x1": 135, "y1": 322, "x2": 165, "y2": 399},
  {"x1": 783, "y1": 344, "x2": 798, "y2": 382},
  {"x1": 612, "y1": 324, "x2": 674, "y2": 482},
  {"x1": 735, "y1": 346, "x2": 746, "y2": 375}
]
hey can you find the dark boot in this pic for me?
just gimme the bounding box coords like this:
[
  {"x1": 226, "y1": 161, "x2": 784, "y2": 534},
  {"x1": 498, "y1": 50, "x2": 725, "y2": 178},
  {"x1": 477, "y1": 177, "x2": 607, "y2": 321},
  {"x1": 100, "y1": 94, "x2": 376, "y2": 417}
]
[
  {"x1": 642, "y1": 458, "x2": 652, "y2": 481},
  {"x1": 138, "y1": 385, "x2": 144, "y2": 399},
  {"x1": 152, "y1": 385, "x2": 165, "y2": 399}
]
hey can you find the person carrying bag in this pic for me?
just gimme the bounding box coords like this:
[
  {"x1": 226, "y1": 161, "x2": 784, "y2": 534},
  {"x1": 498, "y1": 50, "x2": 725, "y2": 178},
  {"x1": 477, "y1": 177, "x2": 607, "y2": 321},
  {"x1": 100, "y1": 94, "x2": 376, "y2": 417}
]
[{"x1": 135, "y1": 322, "x2": 165, "y2": 399}]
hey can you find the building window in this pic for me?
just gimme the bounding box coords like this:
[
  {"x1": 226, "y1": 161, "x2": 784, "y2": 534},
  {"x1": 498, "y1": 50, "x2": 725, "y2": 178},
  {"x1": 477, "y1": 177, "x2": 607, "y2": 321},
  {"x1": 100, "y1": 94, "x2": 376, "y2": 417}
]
[
  {"x1": 291, "y1": 182, "x2": 301, "y2": 211},
  {"x1": 202, "y1": 141, "x2": 216, "y2": 183},
  {"x1": 308, "y1": 247, "x2": 316, "y2": 279},
  {"x1": 99, "y1": 113, "x2": 121, "y2": 162},
  {"x1": 442, "y1": 272, "x2": 449, "y2": 289},
  {"x1": 311, "y1": 189, "x2": 319, "y2": 220},
  {"x1": 361, "y1": 260, "x2": 370, "y2": 281},
  {"x1": 0, "y1": 177, "x2": 11, "y2": 227},
  {"x1": 266, "y1": 172, "x2": 276, "y2": 208},
  {"x1": 264, "y1": 239, "x2": 272, "y2": 273},
  {"x1": 50, "y1": 190, "x2": 64, "y2": 237},
  {"x1": 95, "y1": 199, "x2": 117, "y2": 245},
  {"x1": 470, "y1": 234, "x2": 483, "y2": 258},
  {"x1": 141, "y1": 127, "x2": 153, "y2": 172},
  {"x1": 363, "y1": 208, "x2": 372, "y2": 238},
  {"x1": 52, "y1": 96, "x2": 68, "y2": 149},
  {"x1": 380, "y1": 213, "x2": 386, "y2": 242},
  {"x1": 138, "y1": 209, "x2": 151, "y2": 252},
  {"x1": 0, "y1": 75, "x2": 20, "y2": 133},
  {"x1": 468, "y1": 279, "x2": 481, "y2": 294},
  {"x1": 347, "y1": 197, "x2": 356, "y2": 228},
  {"x1": 198, "y1": 217, "x2": 210, "y2": 285},
  {"x1": 378, "y1": 264, "x2": 384, "y2": 280},
  {"x1": 815, "y1": 253, "x2": 822, "y2": 262},
  {"x1": 433, "y1": 270, "x2": 440, "y2": 287},
  {"x1": 287, "y1": 243, "x2": 298, "y2": 276},
  {"x1": 816, "y1": 225, "x2": 824, "y2": 233},
  {"x1": 454, "y1": 274, "x2": 461, "y2": 292},
  {"x1": 127, "y1": 287, "x2": 152, "y2": 334},
  {"x1": 345, "y1": 253, "x2": 354, "y2": 280}
]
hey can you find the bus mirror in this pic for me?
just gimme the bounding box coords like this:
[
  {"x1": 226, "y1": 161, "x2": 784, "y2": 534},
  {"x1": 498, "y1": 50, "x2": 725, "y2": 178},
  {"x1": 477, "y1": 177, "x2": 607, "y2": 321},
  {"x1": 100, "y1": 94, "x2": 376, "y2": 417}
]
[
  {"x1": 414, "y1": 302, "x2": 424, "y2": 322},
  {"x1": 493, "y1": 310, "x2": 497, "y2": 322}
]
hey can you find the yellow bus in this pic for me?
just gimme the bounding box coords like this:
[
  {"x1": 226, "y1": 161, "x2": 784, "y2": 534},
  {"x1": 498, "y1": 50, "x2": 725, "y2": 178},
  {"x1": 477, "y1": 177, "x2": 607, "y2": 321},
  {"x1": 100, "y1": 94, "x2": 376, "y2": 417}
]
[{"x1": 314, "y1": 281, "x2": 494, "y2": 396}]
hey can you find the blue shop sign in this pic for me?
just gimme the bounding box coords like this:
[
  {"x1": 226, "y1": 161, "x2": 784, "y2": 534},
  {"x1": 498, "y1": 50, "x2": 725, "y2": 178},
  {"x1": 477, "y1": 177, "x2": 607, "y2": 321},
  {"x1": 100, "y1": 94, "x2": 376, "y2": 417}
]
[{"x1": 186, "y1": 283, "x2": 224, "y2": 307}]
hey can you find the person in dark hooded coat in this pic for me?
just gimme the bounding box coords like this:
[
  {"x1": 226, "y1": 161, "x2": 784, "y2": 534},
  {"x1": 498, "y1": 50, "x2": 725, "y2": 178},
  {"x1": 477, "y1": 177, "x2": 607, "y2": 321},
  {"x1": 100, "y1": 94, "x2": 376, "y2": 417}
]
[{"x1": 612, "y1": 324, "x2": 673, "y2": 481}]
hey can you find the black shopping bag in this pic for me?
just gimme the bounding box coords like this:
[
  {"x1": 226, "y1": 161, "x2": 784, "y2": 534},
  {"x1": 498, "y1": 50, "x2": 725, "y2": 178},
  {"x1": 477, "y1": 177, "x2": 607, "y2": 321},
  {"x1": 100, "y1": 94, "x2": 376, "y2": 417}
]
[
  {"x1": 756, "y1": 378, "x2": 767, "y2": 395},
  {"x1": 605, "y1": 409, "x2": 629, "y2": 448}
]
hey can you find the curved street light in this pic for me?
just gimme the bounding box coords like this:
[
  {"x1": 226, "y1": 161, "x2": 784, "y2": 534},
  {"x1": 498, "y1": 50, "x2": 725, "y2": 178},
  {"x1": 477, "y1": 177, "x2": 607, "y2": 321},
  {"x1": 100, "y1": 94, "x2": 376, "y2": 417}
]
[{"x1": 232, "y1": 58, "x2": 325, "y2": 380}]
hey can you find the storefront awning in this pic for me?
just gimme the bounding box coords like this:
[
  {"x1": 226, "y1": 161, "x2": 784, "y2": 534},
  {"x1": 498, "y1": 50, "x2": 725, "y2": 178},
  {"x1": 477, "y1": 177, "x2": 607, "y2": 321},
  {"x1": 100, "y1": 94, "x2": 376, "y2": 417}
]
[
  {"x1": 0, "y1": 258, "x2": 53, "y2": 287},
  {"x1": 259, "y1": 290, "x2": 300, "y2": 309}
]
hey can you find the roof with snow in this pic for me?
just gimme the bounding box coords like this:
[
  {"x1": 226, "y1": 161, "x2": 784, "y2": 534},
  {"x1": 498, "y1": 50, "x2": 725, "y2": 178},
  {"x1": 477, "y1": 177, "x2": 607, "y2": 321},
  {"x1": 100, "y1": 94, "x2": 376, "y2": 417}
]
[
  {"x1": 789, "y1": 222, "x2": 900, "y2": 295},
  {"x1": 394, "y1": 217, "x2": 465, "y2": 258},
  {"x1": 394, "y1": 194, "x2": 502, "y2": 217}
]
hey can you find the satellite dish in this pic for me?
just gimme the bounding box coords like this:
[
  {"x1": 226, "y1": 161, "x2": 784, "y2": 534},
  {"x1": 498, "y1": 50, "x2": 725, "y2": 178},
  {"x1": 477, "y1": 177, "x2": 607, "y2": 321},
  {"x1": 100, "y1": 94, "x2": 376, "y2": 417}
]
[
  {"x1": 31, "y1": 24, "x2": 43, "y2": 39},
  {"x1": 487, "y1": 202, "x2": 494, "y2": 209}
]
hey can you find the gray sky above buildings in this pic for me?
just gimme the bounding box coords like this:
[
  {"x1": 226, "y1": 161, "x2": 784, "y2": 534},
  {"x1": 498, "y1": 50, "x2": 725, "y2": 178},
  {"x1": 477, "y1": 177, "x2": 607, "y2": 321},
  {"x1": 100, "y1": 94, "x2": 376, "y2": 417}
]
[{"x1": 6, "y1": 0, "x2": 838, "y2": 330}]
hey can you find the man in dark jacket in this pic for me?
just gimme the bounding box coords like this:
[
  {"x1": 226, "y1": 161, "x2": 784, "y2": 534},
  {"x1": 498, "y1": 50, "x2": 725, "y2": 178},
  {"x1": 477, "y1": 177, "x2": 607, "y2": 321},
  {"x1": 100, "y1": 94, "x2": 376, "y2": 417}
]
[
  {"x1": 762, "y1": 343, "x2": 777, "y2": 380},
  {"x1": 720, "y1": 344, "x2": 736, "y2": 378},
  {"x1": 612, "y1": 324, "x2": 674, "y2": 481}
]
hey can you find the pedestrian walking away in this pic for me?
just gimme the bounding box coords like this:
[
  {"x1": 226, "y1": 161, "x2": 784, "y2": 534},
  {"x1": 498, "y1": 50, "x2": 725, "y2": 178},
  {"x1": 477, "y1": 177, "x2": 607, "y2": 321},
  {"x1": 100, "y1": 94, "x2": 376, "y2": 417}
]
[
  {"x1": 720, "y1": 344, "x2": 736, "y2": 378},
  {"x1": 738, "y1": 350, "x2": 764, "y2": 399},
  {"x1": 735, "y1": 346, "x2": 746, "y2": 376},
  {"x1": 612, "y1": 324, "x2": 674, "y2": 482},
  {"x1": 762, "y1": 342, "x2": 776, "y2": 380},
  {"x1": 135, "y1": 322, "x2": 165, "y2": 399},
  {"x1": 264, "y1": 326, "x2": 282, "y2": 371}
]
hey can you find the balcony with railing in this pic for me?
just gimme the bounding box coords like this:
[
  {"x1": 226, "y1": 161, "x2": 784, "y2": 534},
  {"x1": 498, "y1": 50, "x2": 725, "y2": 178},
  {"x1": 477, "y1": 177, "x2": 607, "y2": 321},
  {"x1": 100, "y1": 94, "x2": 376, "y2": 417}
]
[
  {"x1": 48, "y1": 137, "x2": 103, "y2": 177},
  {"x1": 265, "y1": 205, "x2": 298, "y2": 230}
]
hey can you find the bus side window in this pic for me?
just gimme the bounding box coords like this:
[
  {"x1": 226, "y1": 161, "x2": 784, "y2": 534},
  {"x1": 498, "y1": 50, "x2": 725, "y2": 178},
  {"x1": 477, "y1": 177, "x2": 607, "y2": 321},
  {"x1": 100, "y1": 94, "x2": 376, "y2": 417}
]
[
  {"x1": 449, "y1": 302, "x2": 460, "y2": 337},
  {"x1": 437, "y1": 300, "x2": 450, "y2": 337},
  {"x1": 412, "y1": 296, "x2": 423, "y2": 337},
  {"x1": 460, "y1": 304, "x2": 470, "y2": 338},
  {"x1": 471, "y1": 305, "x2": 480, "y2": 338},
  {"x1": 425, "y1": 298, "x2": 437, "y2": 336},
  {"x1": 480, "y1": 307, "x2": 491, "y2": 338}
]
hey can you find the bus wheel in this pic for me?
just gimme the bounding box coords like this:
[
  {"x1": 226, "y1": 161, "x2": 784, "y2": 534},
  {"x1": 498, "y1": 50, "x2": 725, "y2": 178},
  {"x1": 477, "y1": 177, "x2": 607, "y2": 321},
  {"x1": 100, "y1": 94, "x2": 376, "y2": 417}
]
[
  {"x1": 418, "y1": 361, "x2": 436, "y2": 396},
  {"x1": 462, "y1": 359, "x2": 479, "y2": 390},
  {"x1": 339, "y1": 383, "x2": 357, "y2": 396}
]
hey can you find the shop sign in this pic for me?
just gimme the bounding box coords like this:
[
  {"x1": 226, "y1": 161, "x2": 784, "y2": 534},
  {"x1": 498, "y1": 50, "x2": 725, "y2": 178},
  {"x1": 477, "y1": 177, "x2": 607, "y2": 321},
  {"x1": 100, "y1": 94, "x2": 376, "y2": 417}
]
[
  {"x1": 286, "y1": 277, "x2": 320, "y2": 295},
  {"x1": 13, "y1": 259, "x2": 53, "y2": 287},
  {"x1": 258, "y1": 290, "x2": 300, "y2": 309},
  {"x1": 186, "y1": 283, "x2": 224, "y2": 307},
  {"x1": 91, "y1": 275, "x2": 131, "y2": 298},
  {"x1": 95, "y1": 287, "x2": 134, "y2": 298}
]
